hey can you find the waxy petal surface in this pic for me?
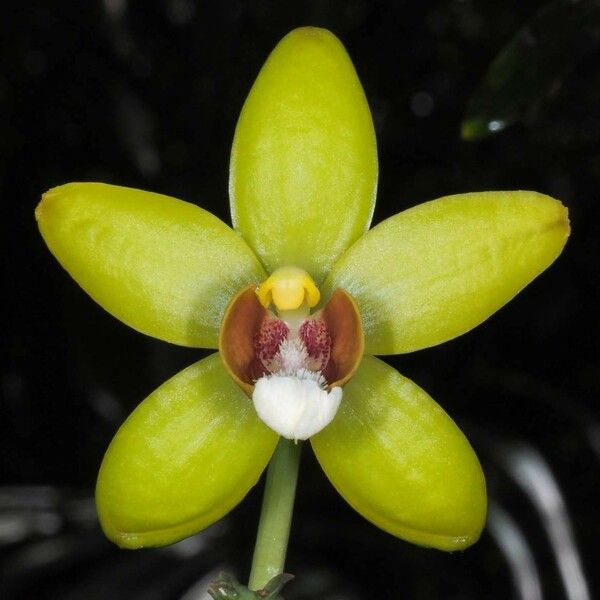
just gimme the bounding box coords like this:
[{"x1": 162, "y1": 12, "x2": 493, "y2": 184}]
[
  {"x1": 311, "y1": 356, "x2": 486, "y2": 551},
  {"x1": 96, "y1": 353, "x2": 278, "y2": 548},
  {"x1": 36, "y1": 183, "x2": 266, "y2": 348},
  {"x1": 230, "y1": 27, "x2": 378, "y2": 282},
  {"x1": 324, "y1": 191, "x2": 569, "y2": 354}
]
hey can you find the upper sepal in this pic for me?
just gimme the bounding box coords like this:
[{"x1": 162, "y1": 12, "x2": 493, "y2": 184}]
[{"x1": 230, "y1": 27, "x2": 378, "y2": 283}]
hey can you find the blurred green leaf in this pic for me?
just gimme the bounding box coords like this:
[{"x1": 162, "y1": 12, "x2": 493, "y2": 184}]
[{"x1": 462, "y1": 0, "x2": 600, "y2": 140}]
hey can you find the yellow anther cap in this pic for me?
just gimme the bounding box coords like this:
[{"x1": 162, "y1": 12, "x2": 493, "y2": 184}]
[{"x1": 256, "y1": 266, "x2": 320, "y2": 310}]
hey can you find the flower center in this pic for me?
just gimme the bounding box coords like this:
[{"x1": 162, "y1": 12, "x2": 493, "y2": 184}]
[
  {"x1": 256, "y1": 266, "x2": 320, "y2": 311},
  {"x1": 219, "y1": 267, "x2": 363, "y2": 441},
  {"x1": 253, "y1": 310, "x2": 331, "y2": 376}
]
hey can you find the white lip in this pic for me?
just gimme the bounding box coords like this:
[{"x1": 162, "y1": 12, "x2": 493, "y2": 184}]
[{"x1": 252, "y1": 374, "x2": 342, "y2": 441}]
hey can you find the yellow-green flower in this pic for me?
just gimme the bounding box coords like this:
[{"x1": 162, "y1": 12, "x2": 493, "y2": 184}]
[{"x1": 35, "y1": 28, "x2": 569, "y2": 553}]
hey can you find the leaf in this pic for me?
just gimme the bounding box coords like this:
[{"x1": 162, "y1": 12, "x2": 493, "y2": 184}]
[
  {"x1": 207, "y1": 572, "x2": 294, "y2": 600},
  {"x1": 208, "y1": 572, "x2": 256, "y2": 600},
  {"x1": 462, "y1": 0, "x2": 600, "y2": 140}
]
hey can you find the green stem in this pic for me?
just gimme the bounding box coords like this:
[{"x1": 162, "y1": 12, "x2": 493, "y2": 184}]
[{"x1": 248, "y1": 438, "x2": 302, "y2": 591}]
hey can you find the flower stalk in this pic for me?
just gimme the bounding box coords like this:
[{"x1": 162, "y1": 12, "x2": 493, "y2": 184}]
[{"x1": 248, "y1": 438, "x2": 302, "y2": 591}]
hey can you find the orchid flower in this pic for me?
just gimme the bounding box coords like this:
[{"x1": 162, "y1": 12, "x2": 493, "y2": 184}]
[{"x1": 35, "y1": 27, "x2": 569, "y2": 560}]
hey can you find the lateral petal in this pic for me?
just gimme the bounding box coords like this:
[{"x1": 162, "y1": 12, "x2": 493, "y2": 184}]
[
  {"x1": 36, "y1": 183, "x2": 266, "y2": 347},
  {"x1": 311, "y1": 356, "x2": 486, "y2": 551},
  {"x1": 96, "y1": 353, "x2": 278, "y2": 548},
  {"x1": 324, "y1": 191, "x2": 569, "y2": 354}
]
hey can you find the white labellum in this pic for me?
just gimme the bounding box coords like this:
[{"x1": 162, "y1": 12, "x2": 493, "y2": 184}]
[{"x1": 252, "y1": 372, "x2": 342, "y2": 441}]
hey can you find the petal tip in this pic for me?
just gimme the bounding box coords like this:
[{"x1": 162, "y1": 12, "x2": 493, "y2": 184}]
[
  {"x1": 558, "y1": 199, "x2": 571, "y2": 238},
  {"x1": 35, "y1": 186, "x2": 61, "y2": 222},
  {"x1": 95, "y1": 509, "x2": 167, "y2": 550},
  {"x1": 34, "y1": 197, "x2": 46, "y2": 223},
  {"x1": 533, "y1": 191, "x2": 571, "y2": 249},
  {"x1": 35, "y1": 182, "x2": 86, "y2": 223},
  {"x1": 285, "y1": 25, "x2": 338, "y2": 44},
  {"x1": 95, "y1": 509, "x2": 138, "y2": 549}
]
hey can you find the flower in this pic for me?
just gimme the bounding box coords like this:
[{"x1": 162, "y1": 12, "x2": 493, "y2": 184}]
[{"x1": 35, "y1": 27, "x2": 569, "y2": 553}]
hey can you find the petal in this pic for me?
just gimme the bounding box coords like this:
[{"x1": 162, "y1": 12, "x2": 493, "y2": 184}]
[
  {"x1": 96, "y1": 353, "x2": 278, "y2": 548},
  {"x1": 324, "y1": 191, "x2": 570, "y2": 354},
  {"x1": 311, "y1": 356, "x2": 486, "y2": 551},
  {"x1": 229, "y1": 27, "x2": 378, "y2": 282},
  {"x1": 36, "y1": 183, "x2": 266, "y2": 348},
  {"x1": 316, "y1": 289, "x2": 364, "y2": 388},
  {"x1": 219, "y1": 285, "x2": 282, "y2": 393},
  {"x1": 252, "y1": 374, "x2": 342, "y2": 441}
]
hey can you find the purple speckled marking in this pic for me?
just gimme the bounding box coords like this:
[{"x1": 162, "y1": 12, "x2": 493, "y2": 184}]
[
  {"x1": 299, "y1": 318, "x2": 332, "y2": 372},
  {"x1": 254, "y1": 318, "x2": 289, "y2": 373}
]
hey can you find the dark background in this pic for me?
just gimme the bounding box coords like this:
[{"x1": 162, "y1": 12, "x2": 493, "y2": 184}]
[{"x1": 1, "y1": 1, "x2": 599, "y2": 598}]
